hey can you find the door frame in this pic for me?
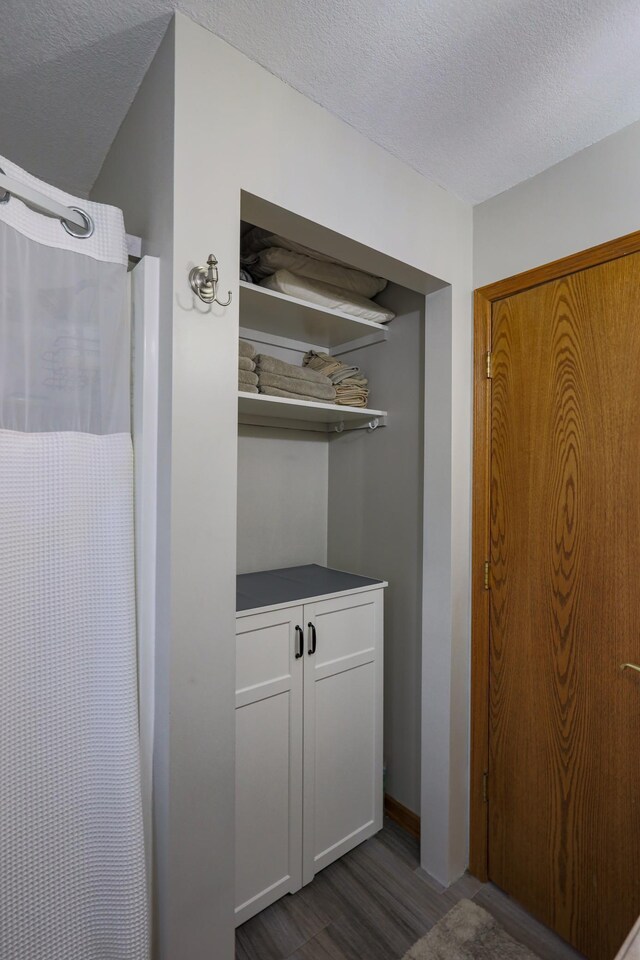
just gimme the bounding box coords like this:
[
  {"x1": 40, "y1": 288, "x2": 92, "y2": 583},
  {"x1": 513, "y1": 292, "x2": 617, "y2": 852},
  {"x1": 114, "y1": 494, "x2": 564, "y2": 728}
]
[{"x1": 469, "y1": 227, "x2": 640, "y2": 879}]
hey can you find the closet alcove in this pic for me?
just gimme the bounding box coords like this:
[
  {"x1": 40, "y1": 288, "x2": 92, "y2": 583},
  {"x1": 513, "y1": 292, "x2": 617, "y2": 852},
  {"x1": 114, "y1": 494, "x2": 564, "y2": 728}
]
[{"x1": 235, "y1": 193, "x2": 430, "y2": 920}]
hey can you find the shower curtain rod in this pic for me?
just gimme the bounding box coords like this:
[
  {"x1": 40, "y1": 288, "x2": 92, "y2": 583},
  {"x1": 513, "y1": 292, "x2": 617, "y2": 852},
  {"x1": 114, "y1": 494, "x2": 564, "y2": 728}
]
[
  {"x1": 0, "y1": 171, "x2": 143, "y2": 260},
  {"x1": 0, "y1": 171, "x2": 88, "y2": 231}
]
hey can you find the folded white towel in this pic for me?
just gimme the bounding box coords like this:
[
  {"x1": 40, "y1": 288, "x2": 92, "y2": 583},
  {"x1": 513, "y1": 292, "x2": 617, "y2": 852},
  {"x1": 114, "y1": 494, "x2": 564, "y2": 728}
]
[
  {"x1": 243, "y1": 246, "x2": 386, "y2": 298},
  {"x1": 261, "y1": 271, "x2": 395, "y2": 324},
  {"x1": 242, "y1": 227, "x2": 344, "y2": 266}
]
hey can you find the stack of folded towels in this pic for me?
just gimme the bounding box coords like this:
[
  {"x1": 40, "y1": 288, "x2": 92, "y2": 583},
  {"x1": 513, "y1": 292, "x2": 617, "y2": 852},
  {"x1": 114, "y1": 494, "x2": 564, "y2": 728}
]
[
  {"x1": 255, "y1": 353, "x2": 336, "y2": 403},
  {"x1": 239, "y1": 340, "x2": 369, "y2": 406},
  {"x1": 241, "y1": 227, "x2": 395, "y2": 325},
  {"x1": 303, "y1": 351, "x2": 370, "y2": 408},
  {"x1": 238, "y1": 340, "x2": 259, "y2": 394}
]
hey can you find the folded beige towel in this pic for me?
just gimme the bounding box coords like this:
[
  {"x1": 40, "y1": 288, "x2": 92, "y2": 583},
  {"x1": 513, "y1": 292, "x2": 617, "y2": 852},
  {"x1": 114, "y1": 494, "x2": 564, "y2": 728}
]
[
  {"x1": 259, "y1": 373, "x2": 336, "y2": 401},
  {"x1": 260, "y1": 386, "x2": 334, "y2": 402},
  {"x1": 337, "y1": 376, "x2": 368, "y2": 391},
  {"x1": 337, "y1": 379, "x2": 369, "y2": 391},
  {"x1": 337, "y1": 394, "x2": 369, "y2": 405},
  {"x1": 337, "y1": 388, "x2": 369, "y2": 403},
  {"x1": 304, "y1": 351, "x2": 370, "y2": 408},
  {"x1": 304, "y1": 351, "x2": 354, "y2": 380},
  {"x1": 337, "y1": 388, "x2": 368, "y2": 398},
  {"x1": 304, "y1": 351, "x2": 367, "y2": 384},
  {"x1": 239, "y1": 384, "x2": 259, "y2": 394},
  {"x1": 256, "y1": 354, "x2": 331, "y2": 384},
  {"x1": 239, "y1": 340, "x2": 256, "y2": 359},
  {"x1": 239, "y1": 370, "x2": 259, "y2": 387},
  {"x1": 238, "y1": 356, "x2": 256, "y2": 372},
  {"x1": 338, "y1": 375, "x2": 368, "y2": 387}
]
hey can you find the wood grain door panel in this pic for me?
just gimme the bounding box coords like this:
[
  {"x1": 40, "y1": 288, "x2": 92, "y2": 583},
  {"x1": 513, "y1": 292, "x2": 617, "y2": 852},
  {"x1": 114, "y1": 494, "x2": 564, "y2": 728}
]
[{"x1": 488, "y1": 253, "x2": 640, "y2": 960}]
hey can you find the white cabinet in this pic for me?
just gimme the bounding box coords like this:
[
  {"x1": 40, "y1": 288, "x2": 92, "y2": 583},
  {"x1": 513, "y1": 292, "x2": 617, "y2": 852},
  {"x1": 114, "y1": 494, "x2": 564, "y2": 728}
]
[
  {"x1": 235, "y1": 586, "x2": 384, "y2": 925},
  {"x1": 235, "y1": 606, "x2": 304, "y2": 926},
  {"x1": 302, "y1": 590, "x2": 383, "y2": 883}
]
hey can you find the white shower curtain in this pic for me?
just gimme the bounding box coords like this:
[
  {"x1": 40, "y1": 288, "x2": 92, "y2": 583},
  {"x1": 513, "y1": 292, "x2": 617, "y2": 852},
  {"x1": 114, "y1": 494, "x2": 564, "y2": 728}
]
[{"x1": 0, "y1": 157, "x2": 148, "y2": 960}]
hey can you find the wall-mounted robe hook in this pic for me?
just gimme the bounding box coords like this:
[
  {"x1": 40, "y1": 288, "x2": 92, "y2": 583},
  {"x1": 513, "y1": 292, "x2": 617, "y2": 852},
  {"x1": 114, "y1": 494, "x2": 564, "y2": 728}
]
[{"x1": 189, "y1": 253, "x2": 232, "y2": 306}]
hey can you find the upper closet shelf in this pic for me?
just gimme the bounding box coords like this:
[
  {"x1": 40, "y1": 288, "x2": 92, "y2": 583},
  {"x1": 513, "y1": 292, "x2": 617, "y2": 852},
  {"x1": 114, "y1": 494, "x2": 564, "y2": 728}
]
[
  {"x1": 239, "y1": 281, "x2": 389, "y2": 353},
  {"x1": 238, "y1": 392, "x2": 386, "y2": 434}
]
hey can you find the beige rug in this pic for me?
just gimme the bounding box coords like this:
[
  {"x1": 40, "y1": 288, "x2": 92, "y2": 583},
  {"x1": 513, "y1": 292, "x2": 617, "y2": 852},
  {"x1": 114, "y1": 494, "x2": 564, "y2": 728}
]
[{"x1": 403, "y1": 899, "x2": 539, "y2": 959}]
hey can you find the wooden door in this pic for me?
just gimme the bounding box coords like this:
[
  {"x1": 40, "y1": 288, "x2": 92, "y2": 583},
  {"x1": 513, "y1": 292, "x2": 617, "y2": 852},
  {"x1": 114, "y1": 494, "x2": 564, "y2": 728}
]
[
  {"x1": 487, "y1": 252, "x2": 640, "y2": 959},
  {"x1": 302, "y1": 590, "x2": 383, "y2": 885},
  {"x1": 235, "y1": 606, "x2": 304, "y2": 926}
]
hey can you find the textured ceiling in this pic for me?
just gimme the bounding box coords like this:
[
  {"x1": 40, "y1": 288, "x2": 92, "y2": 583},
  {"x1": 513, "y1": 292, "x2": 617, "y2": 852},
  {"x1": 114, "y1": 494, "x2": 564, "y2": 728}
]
[{"x1": 3, "y1": 0, "x2": 640, "y2": 203}]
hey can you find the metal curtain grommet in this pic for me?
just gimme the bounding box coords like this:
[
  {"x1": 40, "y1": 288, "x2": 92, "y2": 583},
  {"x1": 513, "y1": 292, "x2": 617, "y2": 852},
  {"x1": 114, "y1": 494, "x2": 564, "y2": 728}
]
[
  {"x1": 0, "y1": 166, "x2": 9, "y2": 204},
  {"x1": 61, "y1": 207, "x2": 94, "y2": 239}
]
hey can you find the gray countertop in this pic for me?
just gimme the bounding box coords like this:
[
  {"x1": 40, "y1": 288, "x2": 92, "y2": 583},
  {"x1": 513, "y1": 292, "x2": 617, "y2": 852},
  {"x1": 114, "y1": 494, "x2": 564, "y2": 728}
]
[{"x1": 236, "y1": 564, "x2": 384, "y2": 612}]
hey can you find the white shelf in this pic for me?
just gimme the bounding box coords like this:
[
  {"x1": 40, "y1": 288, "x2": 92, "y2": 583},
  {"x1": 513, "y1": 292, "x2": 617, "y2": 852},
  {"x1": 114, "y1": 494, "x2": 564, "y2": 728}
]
[
  {"x1": 239, "y1": 281, "x2": 389, "y2": 352},
  {"x1": 238, "y1": 392, "x2": 387, "y2": 433}
]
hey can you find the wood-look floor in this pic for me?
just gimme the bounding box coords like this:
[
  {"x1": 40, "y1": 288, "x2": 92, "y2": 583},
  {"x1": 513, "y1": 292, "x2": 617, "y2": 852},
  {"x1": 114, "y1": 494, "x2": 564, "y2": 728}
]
[{"x1": 236, "y1": 820, "x2": 585, "y2": 960}]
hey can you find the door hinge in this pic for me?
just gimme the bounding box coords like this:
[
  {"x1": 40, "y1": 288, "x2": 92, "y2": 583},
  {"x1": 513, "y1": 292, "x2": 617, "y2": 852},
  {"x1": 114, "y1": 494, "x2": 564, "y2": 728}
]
[
  {"x1": 486, "y1": 351, "x2": 493, "y2": 379},
  {"x1": 482, "y1": 770, "x2": 489, "y2": 804},
  {"x1": 483, "y1": 560, "x2": 490, "y2": 591}
]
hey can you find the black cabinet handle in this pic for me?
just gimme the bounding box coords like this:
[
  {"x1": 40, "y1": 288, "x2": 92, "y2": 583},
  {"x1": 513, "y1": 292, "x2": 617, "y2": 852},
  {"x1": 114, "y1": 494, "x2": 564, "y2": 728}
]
[
  {"x1": 308, "y1": 622, "x2": 317, "y2": 656},
  {"x1": 295, "y1": 625, "x2": 304, "y2": 659}
]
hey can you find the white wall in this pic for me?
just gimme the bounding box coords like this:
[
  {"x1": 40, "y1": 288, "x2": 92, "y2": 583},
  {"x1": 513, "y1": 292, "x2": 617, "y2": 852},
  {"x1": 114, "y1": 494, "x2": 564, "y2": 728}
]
[
  {"x1": 474, "y1": 119, "x2": 640, "y2": 287},
  {"x1": 174, "y1": 12, "x2": 473, "y2": 886},
  {"x1": 236, "y1": 334, "x2": 329, "y2": 575},
  {"x1": 327, "y1": 286, "x2": 424, "y2": 816},
  {"x1": 173, "y1": 10, "x2": 473, "y2": 896},
  {"x1": 237, "y1": 426, "x2": 328, "y2": 573},
  {"x1": 421, "y1": 283, "x2": 468, "y2": 880},
  {"x1": 95, "y1": 12, "x2": 473, "y2": 958}
]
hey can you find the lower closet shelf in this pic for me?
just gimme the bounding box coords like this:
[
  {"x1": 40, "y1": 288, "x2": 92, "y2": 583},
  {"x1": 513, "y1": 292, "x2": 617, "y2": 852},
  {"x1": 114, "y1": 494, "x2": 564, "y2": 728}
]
[{"x1": 238, "y1": 391, "x2": 387, "y2": 432}]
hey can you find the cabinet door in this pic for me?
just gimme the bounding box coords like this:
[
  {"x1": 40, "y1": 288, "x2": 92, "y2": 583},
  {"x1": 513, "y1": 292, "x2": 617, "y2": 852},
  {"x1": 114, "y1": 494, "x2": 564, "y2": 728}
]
[
  {"x1": 235, "y1": 606, "x2": 304, "y2": 925},
  {"x1": 302, "y1": 589, "x2": 383, "y2": 884}
]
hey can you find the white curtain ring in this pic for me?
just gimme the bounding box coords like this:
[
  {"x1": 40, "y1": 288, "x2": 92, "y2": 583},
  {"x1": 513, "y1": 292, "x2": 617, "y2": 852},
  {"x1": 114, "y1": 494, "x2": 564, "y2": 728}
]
[{"x1": 61, "y1": 207, "x2": 94, "y2": 239}]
